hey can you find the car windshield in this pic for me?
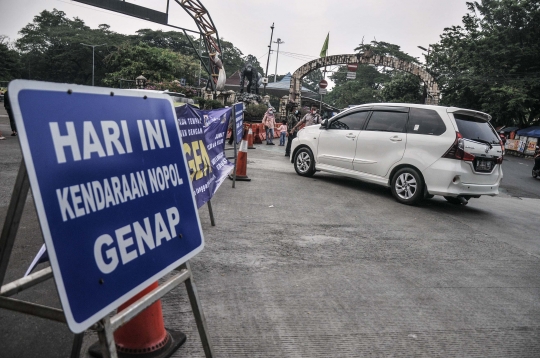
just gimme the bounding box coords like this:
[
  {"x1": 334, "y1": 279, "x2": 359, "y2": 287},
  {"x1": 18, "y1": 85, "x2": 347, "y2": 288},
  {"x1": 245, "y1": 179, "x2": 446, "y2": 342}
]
[{"x1": 454, "y1": 114, "x2": 500, "y2": 144}]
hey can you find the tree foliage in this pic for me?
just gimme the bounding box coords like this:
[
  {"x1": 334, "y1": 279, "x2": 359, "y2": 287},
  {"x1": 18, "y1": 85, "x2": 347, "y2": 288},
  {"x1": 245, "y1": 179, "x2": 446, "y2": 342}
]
[
  {"x1": 102, "y1": 42, "x2": 199, "y2": 87},
  {"x1": 302, "y1": 69, "x2": 324, "y2": 92},
  {"x1": 2, "y1": 9, "x2": 263, "y2": 88},
  {"x1": 15, "y1": 9, "x2": 125, "y2": 85},
  {"x1": 430, "y1": 0, "x2": 540, "y2": 126},
  {"x1": 0, "y1": 36, "x2": 22, "y2": 81}
]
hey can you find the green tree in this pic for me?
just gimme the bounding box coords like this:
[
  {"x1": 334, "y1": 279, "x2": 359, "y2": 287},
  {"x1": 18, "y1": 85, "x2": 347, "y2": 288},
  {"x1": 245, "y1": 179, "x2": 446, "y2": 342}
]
[
  {"x1": 102, "y1": 42, "x2": 199, "y2": 87},
  {"x1": 302, "y1": 69, "x2": 324, "y2": 92},
  {"x1": 15, "y1": 9, "x2": 127, "y2": 85},
  {"x1": 132, "y1": 29, "x2": 193, "y2": 55},
  {"x1": 382, "y1": 73, "x2": 423, "y2": 103},
  {"x1": 429, "y1": 0, "x2": 540, "y2": 126},
  {"x1": 0, "y1": 36, "x2": 22, "y2": 81}
]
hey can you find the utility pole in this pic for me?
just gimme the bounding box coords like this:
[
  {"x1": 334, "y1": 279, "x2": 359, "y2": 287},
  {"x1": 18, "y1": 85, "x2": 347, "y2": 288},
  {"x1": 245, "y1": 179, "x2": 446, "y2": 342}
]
[
  {"x1": 81, "y1": 43, "x2": 106, "y2": 86},
  {"x1": 198, "y1": 34, "x2": 203, "y2": 87},
  {"x1": 273, "y1": 38, "x2": 284, "y2": 83},
  {"x1": 264, "y1": 23, "x2": 275, "y2": 95}
]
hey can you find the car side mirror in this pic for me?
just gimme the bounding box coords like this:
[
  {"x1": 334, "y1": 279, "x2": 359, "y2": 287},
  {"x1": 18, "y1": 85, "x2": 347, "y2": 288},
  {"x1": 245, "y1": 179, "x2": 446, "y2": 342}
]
[{"x1": 320, "y1": 119, "x2": 328, "y2": 129}]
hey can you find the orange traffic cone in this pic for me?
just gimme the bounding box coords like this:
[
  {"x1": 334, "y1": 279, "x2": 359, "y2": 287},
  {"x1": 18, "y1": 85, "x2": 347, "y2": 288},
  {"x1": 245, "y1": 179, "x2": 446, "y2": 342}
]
[
  {"x1": 88, "y1": 282, "x2": 185, "y2": 357},
  {"x1": 247, "y1": 125, "x2": 255, "y2": 149},
  {"x1": 229, "y1": 125, "x2": 251, "y2": 181},
  {"x1": 253, "y1": 125, "x2": 262, "y2": 144}
]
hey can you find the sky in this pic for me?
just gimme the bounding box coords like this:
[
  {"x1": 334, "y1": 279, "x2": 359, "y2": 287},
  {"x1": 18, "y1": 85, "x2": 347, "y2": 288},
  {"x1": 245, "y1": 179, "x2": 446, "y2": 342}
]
[{"x1": 0, "y1": 0, "x2": 470, "y2": 87}]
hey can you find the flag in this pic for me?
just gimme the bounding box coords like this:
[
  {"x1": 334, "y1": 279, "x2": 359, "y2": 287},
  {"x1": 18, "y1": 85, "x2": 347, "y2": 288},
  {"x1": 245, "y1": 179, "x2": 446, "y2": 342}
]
[{"x1": 320, "y1": 32, "x2": 329, "y2": 58}]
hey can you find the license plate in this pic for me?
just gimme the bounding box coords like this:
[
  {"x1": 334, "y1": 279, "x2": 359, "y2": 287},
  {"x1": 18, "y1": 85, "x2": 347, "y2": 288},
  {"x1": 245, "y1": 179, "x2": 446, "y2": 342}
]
[{"x1": 476, "y1": 160, "x2": 492, "y2": 171}]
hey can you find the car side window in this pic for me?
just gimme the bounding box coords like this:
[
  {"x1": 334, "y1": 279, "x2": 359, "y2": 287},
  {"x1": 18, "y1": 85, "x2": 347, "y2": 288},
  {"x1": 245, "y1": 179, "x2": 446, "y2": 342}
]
[
  {"x1": 407, "y1": 108, "x2": 446, "y2": 135},
  {"x1": 365, "y1": 111, "x2": 408, "y2": 132},
  {"x1": 330, "y1": 111, "x2": 369, "y2": 130}
]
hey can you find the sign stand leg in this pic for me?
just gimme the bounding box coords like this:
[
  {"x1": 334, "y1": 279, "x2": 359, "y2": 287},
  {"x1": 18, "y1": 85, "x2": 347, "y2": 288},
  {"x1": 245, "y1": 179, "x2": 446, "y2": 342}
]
[
  {"x1": 207, "y1": 200, "x2": 216, "y2": 226},
  {"x1": 181, "y1": 261, "x2": 214, "y2": 358},
  {"x1": 232, "y1": 104, "x2": 238, "y2": 189},
  {"x1": 0, "y1": 160, "x2": 30, "y2": 285},
  {"x1": 70, "y1": 333, "x2": 84, "y2": 358},
  {"x1": 96, "y1": 317, "x2": 116, "y2": 358}
]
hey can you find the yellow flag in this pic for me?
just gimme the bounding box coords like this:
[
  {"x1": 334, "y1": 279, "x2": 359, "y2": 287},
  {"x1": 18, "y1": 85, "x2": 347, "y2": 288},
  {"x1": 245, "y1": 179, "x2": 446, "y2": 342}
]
[{"x1": 320, "y1": 33, "x2": 329, "y2": 58}]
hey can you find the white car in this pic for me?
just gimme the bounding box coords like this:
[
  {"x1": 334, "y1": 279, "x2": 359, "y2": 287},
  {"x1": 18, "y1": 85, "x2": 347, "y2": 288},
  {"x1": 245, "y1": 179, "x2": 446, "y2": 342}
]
[{"x1": 290, "y1": 103, "x2": 504, "y2": 205}]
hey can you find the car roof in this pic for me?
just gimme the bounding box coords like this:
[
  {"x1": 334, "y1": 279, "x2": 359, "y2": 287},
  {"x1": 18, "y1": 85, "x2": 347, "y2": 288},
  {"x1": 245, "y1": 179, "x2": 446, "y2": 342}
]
[{"x1": 341, "y1": 103, "x2": 491, "y2": 120}]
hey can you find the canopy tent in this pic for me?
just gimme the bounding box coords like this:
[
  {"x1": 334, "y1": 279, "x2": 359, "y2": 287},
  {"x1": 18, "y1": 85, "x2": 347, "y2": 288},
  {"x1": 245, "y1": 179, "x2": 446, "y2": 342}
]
[
  {"x1": 516, "y1": 126, "x2": 540, "y2": 138},
  {"x1": 499, "y1": 126, "x2": 520, "y2": 133},
  {"x1": 265, "y1": 73, "x2": 319, "y2": 99},
  {"x1": 224, "y1": 72, "x2": 319, "y2": 99}
]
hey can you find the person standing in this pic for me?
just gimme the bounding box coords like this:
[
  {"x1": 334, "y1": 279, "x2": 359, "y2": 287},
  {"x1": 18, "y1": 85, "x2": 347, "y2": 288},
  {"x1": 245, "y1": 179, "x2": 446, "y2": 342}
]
[
  {"x1": 285, "y1": 109, "x2": 301, "y2": 157},
  {"x1": 262, "y1": 108, "x2": 276, "y2": 145},
  {"x1": 4, "y1": 91, "x2": 17, "y2": 137},
  {"x1": 291, "y1": 106, "x2": 322, "y2": 133},
  {"x1": 277, "y1": 120, "x2": 287, "y2": 146}
]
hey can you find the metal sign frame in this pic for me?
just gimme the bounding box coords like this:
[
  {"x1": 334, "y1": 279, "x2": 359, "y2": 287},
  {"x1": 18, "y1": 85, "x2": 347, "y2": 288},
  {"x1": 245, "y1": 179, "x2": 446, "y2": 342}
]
[{"x1": 0, "y1": 169, "x2": 214, "y2": 356}]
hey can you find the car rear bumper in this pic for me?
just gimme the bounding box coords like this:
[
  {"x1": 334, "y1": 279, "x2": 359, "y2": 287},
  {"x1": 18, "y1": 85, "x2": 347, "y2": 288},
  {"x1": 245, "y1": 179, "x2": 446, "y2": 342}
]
[{"x1": 423, "y1": 158, "x2": 503, "y2": 197}]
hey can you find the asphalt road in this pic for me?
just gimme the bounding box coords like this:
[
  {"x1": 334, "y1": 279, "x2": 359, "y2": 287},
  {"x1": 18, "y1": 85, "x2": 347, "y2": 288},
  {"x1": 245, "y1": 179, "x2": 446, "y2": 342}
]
[
  {"x1": 0, "y1": 110, "x2": 539, "y2": 357},
  {"x1": 499, "y1": 154, "x2": 540, "y2": 199}
]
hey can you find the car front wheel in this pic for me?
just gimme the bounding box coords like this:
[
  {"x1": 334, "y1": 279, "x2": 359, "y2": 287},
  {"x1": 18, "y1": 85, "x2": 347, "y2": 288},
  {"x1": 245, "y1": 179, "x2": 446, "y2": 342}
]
[
  {"x1": 294, "y1": 147, "x2": 316, "y2": 177},
  {"x1": 391, "y1": 167, "x2": 424, "y2": 205}
]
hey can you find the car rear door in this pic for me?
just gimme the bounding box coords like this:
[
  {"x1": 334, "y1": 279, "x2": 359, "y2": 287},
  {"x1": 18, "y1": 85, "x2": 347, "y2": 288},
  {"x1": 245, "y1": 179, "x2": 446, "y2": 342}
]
[
  {"x1": 317, "y1": 110, "x2": 370, "y2": 170},
  {"x1": 353, "y1": 107, "x2": 408, "y2": 177},
  {"x1": 450, "y1": 111, "x2": 503, "y2": 184}
]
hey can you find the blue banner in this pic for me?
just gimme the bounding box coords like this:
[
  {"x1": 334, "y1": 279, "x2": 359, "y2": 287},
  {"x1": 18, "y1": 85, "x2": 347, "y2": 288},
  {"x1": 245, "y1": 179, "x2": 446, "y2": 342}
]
[
  {"x1": 176, "y1": 105, "x2": 234, "y2": 208},
  {"x1": 233, "y1": 102, "x2": 244, "y2": 144}
]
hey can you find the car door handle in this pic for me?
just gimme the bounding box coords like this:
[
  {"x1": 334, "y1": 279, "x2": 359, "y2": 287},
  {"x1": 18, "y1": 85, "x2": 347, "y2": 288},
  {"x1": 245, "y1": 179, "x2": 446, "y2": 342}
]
[
  {"x1": 346, "y1": 133, "x2": 356, "y2": 139},
  {"x1": 389, "y1": 136, "x2": 402, "y2": 142}
]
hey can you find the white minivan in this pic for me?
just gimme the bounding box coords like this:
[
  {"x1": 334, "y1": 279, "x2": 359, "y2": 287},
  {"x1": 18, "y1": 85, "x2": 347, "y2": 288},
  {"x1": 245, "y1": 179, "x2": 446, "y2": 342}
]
[{"x1": 290, "y1": 103, "x2": 504, "y2": 205}]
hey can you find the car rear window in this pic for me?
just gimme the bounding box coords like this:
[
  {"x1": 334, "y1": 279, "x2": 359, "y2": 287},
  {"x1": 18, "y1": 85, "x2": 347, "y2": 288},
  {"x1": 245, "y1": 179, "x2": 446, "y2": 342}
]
[
  {"x1": 453, "y1": 114, "x2": 500, "y2": 144},
  {"x1": 407, "y1": 108, "x2": 446, "y2": 135}
]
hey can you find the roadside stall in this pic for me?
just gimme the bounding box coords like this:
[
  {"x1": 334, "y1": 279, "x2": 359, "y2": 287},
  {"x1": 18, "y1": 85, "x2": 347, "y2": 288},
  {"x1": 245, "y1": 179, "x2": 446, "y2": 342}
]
[{"x1": 511, "y1": 126, "x2": 540, "y2": 157}]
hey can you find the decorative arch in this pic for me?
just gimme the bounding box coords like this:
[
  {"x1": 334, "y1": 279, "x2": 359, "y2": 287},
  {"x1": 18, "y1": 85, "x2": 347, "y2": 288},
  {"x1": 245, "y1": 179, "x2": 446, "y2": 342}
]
[{"x1": 289, "y1": 52, "x2": 439, "y2": 107}]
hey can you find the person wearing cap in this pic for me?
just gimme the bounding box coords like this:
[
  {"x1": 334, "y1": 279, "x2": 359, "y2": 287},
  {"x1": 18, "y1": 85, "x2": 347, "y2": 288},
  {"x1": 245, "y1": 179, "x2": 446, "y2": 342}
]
[
  {"x1": 285, "y1": 109, "x2": 301, "y2": 157},
  {"x1": 262, "y1": 107, "x2": 276, "y2": 145}
]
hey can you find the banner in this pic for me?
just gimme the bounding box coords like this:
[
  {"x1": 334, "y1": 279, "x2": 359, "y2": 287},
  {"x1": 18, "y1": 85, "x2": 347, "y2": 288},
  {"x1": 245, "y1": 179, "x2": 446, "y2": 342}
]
[
  {"x1": 505, "y1": 139, "x2": 519, "y2": 151},
  {"x1": 176, "y1": 105, "x2": 234, "y2": 208},
  {"x1": 233, "y1": 102, "x2": 244, "y2": 143},
  {"x1": 525, "y1": 137, "x2": 538, "y2": 155}
]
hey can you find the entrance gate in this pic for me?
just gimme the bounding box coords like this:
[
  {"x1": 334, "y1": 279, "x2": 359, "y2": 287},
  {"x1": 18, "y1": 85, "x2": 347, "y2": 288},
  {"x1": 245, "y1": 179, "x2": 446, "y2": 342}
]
[{"x1": 288, "y1": 52, "x2": 439, "y2": 108}]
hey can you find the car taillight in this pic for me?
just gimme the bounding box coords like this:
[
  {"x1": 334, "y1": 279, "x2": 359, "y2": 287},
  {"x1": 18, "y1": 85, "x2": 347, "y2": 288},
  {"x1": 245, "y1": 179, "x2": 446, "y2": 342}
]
[{"x1": 442, "y1": 132, "x2": 475, "y2": 161}]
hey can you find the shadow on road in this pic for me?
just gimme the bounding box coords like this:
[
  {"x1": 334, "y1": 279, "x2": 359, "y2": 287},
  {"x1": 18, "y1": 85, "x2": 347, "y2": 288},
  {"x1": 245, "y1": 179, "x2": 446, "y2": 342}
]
[{"x1": 311, "y1": 171, "x2": 494, "y2": 218}]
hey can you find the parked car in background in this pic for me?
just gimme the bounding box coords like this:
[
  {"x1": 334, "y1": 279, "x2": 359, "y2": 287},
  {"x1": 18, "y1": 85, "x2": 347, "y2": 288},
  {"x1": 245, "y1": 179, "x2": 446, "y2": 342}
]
[{"x1": 290, "y1": 103, "x2": 504, "y2": 205}]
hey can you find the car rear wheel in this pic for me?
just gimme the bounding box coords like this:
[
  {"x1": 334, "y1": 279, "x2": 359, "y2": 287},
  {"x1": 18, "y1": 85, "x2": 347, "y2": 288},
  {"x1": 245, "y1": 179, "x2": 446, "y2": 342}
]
[
  {"x1": 391, "y1": 168, "x2": 424, "y2": 205},
  {"x1": 294, "y1": 148, "x2": 315, "y2": 177}
]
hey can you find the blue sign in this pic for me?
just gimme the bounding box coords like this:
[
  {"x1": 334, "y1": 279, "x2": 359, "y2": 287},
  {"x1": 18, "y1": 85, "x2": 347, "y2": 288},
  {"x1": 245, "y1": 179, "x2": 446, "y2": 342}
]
[
  {"x1": 8, "y1": 80, "x2": 204, "y2": 333},
  {"x1": 233, "y1": 102, "x2": 244, "y2": 144},
  {"x1": 176, "y1": 105, "x2": 234, "y2": 208}
]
